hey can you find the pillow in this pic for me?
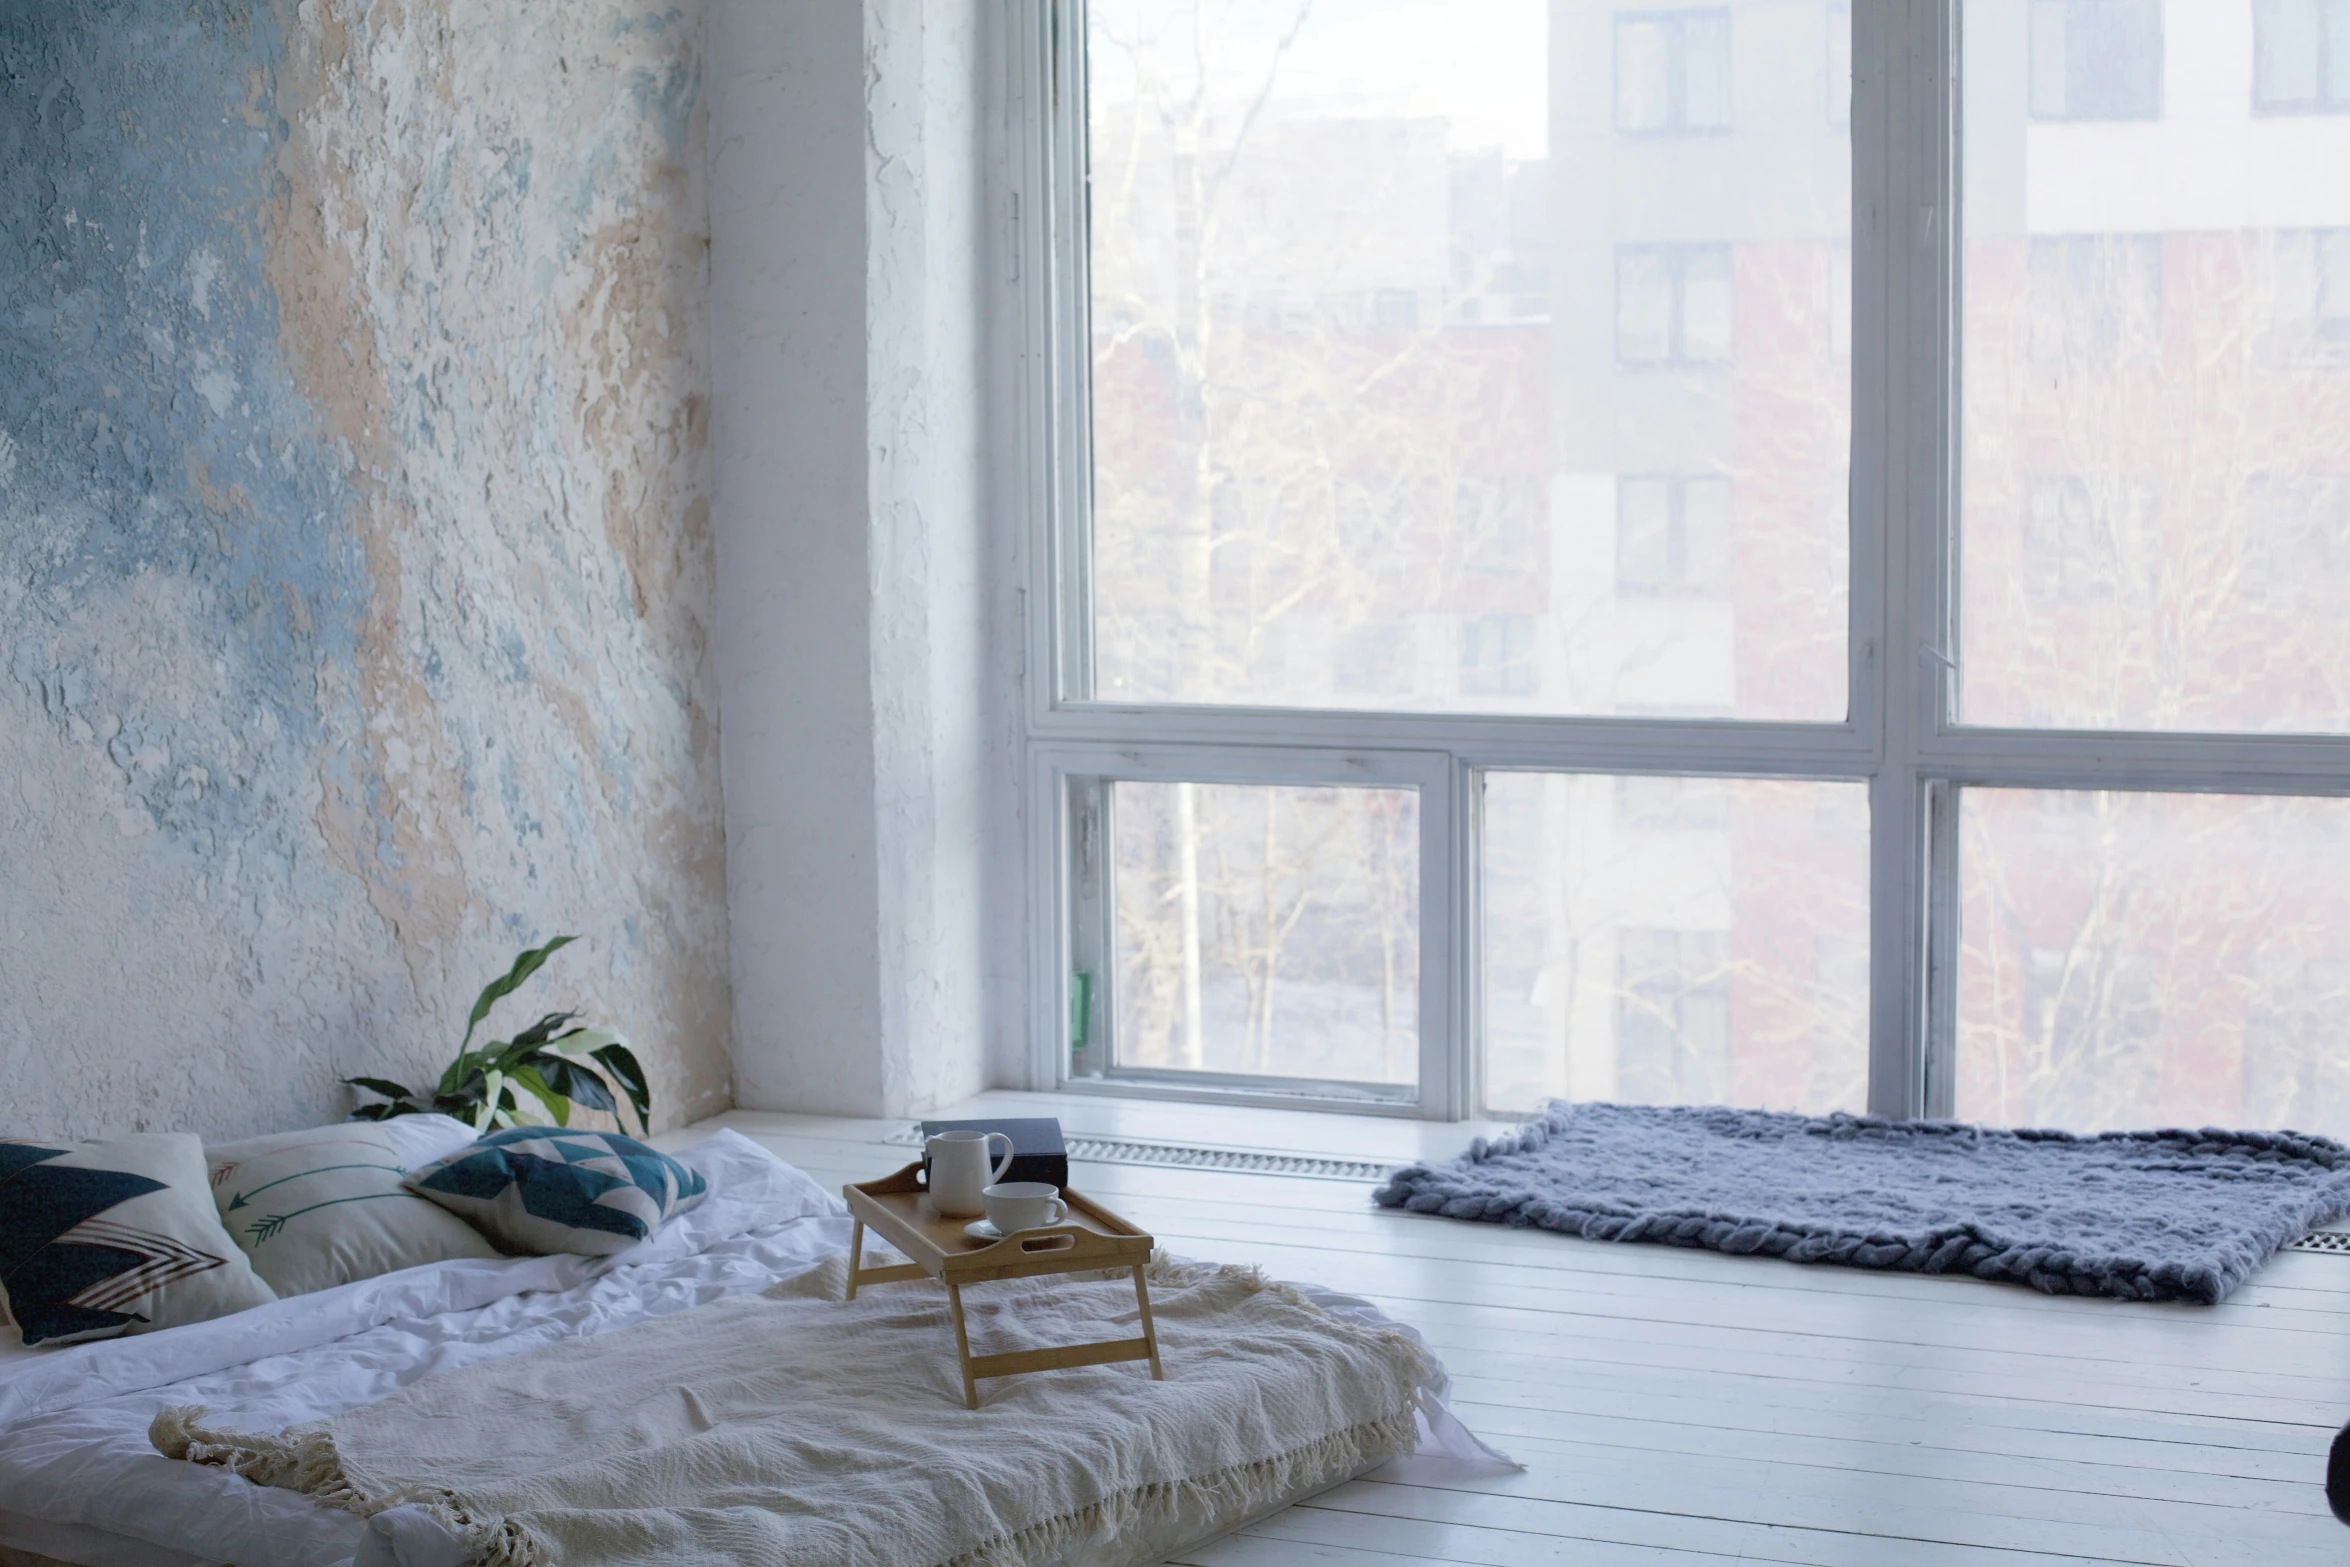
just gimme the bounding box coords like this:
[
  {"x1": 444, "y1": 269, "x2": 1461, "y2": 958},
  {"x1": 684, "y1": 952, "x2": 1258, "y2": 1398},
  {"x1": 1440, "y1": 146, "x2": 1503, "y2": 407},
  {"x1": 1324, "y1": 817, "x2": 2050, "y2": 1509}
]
[
  {"x1": 1, "y1": 1133, "x2": 277, "y2": 1348},
  {"x1": 404, "y1": 1127, "x2": 708, "y2": 1257},
  {"x1": 204, "y1": 1115, "x2": 501, "y2": 1296}
]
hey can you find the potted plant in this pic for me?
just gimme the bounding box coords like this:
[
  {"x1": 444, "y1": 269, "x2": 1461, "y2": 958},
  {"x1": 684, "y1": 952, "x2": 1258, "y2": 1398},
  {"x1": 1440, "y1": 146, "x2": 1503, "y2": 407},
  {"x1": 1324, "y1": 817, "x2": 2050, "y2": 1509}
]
[{"x1": 345, "y1": 936, "x2": 651, "y2": 1135}]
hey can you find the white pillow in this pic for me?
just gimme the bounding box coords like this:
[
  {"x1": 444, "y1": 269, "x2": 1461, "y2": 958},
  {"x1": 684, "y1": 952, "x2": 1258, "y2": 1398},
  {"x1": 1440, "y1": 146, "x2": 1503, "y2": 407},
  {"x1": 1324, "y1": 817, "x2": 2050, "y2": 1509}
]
[
  {"x1": 204, "y1": 1116, "x2": 500, "y2": 1296},
  {"x1": 1, "y1": 1133, "x2": 278, "y2": 1347}
]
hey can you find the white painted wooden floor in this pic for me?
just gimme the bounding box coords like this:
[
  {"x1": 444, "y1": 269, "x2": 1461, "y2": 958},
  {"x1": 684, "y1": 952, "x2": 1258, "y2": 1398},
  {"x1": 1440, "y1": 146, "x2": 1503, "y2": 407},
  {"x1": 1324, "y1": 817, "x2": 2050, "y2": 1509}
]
[{"x1": 677, "y1": 1092, "x2": 2350, "y2": 1567}]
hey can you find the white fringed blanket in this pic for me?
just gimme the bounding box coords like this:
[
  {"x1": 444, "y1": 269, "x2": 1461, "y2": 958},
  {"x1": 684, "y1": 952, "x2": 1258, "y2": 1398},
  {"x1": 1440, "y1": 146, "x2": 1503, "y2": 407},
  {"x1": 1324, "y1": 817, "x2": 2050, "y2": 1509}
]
[{"x1": 152, "y1": 1256, "x2": 1431, "y2": 1567}]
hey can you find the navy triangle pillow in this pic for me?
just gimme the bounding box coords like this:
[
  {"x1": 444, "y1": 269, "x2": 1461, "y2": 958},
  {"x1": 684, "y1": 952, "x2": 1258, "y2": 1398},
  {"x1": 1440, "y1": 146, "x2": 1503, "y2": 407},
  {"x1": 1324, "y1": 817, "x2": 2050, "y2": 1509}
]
[
  {"x1": 1, "y1": 1134, "x2": 277, "y2": 1346},
  {"x1": 402, "y1": 1127, "x2": 706, "y2": 1257}
]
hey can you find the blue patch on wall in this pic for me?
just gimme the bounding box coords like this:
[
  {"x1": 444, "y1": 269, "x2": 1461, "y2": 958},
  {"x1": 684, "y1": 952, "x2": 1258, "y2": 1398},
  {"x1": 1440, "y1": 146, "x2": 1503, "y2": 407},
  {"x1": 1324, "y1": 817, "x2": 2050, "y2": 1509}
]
[{"x1": 0, "y1": 0, "x2": 369, "y2": 807}]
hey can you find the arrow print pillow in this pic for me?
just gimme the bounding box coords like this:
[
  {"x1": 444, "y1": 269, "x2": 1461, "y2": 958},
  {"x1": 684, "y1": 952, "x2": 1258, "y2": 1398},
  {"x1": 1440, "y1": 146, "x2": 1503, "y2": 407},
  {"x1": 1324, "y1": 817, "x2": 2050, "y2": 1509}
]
[
  {"x1": 204, "y1": 1114, "x2": 498, "y2": 1297},
  {"x1": 1, "y1": 1133, "x2": 277, "y2": 1348}
]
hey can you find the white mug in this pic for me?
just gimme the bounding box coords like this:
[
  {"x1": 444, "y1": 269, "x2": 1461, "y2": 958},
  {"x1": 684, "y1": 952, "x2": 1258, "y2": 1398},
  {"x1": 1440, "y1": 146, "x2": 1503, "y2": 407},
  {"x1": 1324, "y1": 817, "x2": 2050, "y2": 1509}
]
[
  {"x1": 925, "y1": 1130, "x2": 1013, "y2": 1218},
  {"x1": 982, "y1": 1181, "x2": 1067, "y2": 1234}
]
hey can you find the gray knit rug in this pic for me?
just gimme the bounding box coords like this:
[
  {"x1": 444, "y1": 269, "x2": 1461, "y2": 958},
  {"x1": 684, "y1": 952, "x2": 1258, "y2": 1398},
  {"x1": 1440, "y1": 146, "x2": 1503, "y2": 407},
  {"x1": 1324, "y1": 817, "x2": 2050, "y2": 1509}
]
[{"x1": 1373, "y1": 1102, "x2": 2350, "y2": 1303}]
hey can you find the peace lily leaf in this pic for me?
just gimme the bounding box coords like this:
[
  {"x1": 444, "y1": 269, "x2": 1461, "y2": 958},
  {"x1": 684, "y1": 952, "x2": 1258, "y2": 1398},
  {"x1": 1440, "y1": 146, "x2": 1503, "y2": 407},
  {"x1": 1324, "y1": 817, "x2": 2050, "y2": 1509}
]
[
  {"x1": 462, "y1": 936, "x2": 576, "y2": 1051},
  {"x1": 538, "y1": 1056, "x2": 617, "y2": 1117},
  {"x1": 592, "y1": 1041, "x2": 651, "y2": 1134},
  {"x1": 475, "y1": 1068, "x2": 507, "y2": 1132},
  {"x1": 508, "y1": 1011, "x2": 581, "y2": 1054},
  {"x1": 435, "y1": 1047, "x2": 481, "y2": 1098},
  {"x1": 509, "y1": 1064, "x2": 570, "y2": 1128},
  {"x1": 544, "y1": 1027, "x2": 622, "y2": 1061}
]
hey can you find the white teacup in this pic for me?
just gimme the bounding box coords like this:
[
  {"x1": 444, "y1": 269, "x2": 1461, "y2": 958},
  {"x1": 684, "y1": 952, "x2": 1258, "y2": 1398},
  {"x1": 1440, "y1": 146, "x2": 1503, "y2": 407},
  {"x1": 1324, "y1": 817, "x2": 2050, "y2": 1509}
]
[{"x1": 982, "y1": 1181, "x2": 1066, "y2": 1234}]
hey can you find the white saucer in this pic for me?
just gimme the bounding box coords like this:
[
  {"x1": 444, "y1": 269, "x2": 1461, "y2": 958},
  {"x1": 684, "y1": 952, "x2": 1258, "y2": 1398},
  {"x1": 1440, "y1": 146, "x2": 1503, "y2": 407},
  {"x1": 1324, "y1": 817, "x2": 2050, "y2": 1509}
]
[{"x1": 964, "y1": 1219, "x2": 1005, "y2": 1241}]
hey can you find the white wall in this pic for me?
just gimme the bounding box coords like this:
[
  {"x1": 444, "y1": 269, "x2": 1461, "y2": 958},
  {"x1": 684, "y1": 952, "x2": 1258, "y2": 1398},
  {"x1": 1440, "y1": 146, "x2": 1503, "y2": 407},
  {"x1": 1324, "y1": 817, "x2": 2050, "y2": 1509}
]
[{"x1": 708, "y1": 0, "x2": 1024, "y2": 1115}]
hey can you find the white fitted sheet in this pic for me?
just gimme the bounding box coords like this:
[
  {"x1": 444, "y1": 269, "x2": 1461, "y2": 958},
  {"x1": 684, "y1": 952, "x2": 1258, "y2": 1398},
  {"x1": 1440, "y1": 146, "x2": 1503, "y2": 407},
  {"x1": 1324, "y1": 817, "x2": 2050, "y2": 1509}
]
[{"x1": 0, "y1": 1133, "x2": 1506, "y2": 1567}]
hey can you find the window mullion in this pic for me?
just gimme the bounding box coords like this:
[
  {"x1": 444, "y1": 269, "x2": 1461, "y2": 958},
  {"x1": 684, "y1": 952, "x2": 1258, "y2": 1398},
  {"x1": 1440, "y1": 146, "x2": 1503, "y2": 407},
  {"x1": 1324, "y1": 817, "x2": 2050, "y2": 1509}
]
[{"x1": 1860, "y1": 0, "x2": 1959, "y2": 1119}]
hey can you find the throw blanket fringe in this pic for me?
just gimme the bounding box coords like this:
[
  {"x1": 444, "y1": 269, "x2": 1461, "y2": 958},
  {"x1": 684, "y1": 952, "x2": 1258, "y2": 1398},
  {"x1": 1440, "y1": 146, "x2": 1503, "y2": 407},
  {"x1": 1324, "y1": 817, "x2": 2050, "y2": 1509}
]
[
  {"x1": 153, "y1": 1257, "x2": 1434, "y2": 1567},
  {"x1": 941, "y1": 1406, "x2": 1416, "y2": 1567},
  {"x1": 152, "y1": 1407, "x2": 549, "y2": 1566}
]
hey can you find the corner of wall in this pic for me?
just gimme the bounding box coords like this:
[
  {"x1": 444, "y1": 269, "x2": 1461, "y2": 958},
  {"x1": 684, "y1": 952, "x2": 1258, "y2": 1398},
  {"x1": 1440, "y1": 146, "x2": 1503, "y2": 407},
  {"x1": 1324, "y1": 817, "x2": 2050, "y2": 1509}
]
[{"x1": 709, "y1": 0, "x2": 1022, "y2": 1118}]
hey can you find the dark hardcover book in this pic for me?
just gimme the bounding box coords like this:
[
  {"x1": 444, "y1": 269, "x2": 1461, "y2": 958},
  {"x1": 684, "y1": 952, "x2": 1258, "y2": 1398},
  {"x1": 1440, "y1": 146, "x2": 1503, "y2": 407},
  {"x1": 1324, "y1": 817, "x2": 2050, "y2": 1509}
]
[{"x1": 918, "y1": 1117, "x2": 1069, "y2": 1191}]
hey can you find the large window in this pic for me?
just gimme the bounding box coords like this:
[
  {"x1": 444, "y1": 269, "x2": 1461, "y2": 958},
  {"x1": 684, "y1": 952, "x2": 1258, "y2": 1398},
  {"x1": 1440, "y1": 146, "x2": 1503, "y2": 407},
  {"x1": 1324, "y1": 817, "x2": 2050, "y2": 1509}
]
[{"x1": 1024, "y1": 2, "x2": 2350, "y2": 1133}]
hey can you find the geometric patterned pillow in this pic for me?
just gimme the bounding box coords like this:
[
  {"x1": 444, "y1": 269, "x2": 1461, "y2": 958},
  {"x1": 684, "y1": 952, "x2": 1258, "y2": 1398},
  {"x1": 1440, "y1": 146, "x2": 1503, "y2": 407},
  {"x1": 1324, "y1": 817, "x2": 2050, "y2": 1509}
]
[
  {"x1": 402, "y1": 1127, "x2": 708, "y2": 1257},
  {"x1": 1, "y1": 1133, "x2": 278, "y2": 1347}
]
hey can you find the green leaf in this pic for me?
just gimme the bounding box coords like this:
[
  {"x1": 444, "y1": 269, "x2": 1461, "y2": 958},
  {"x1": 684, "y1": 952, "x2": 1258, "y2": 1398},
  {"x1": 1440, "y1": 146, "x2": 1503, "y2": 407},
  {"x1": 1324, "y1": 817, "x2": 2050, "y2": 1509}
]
[
  {"x1": 437, "y1": 1062, "x2": 486, "y2": 1108},
  {"x1": 435, "y1": 1045, "x2": 497, "y2": 1099},
  {"x1": 507, "y1": 1011, "x2": 581, "y2": 1053},
  {"x1": 508, "y1": 1064, "x2": 571, "y2": 1128},
  {"x1": 343, "y1": 1076, "x2": 420, "y2": 1103},
  {"x1": 460, "y1": 937, "x2": 576, "y2": 1052},
  {"x1": 474, "y1": 1068, "x2": 506, "y2": 1133},
  {"x1": 590, "y1": 1041, "x2": 651, "y2": 1134},
  {"x1": 536, "y1": 1055, "x2": 617, "y2": 1117}
]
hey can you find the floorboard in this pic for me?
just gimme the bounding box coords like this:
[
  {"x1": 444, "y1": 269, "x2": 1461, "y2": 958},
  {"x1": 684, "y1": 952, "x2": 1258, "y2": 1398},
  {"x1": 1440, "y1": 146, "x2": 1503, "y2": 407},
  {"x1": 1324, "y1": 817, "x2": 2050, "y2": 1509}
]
[{"x1": 670, "y1": 1092, "x2": 2350, "y2": 1567}]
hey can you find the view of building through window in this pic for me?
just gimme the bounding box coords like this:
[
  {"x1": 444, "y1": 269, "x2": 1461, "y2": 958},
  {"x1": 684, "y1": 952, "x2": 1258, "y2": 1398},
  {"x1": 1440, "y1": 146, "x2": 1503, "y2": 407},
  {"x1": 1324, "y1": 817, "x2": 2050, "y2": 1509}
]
[
  {"x1": 1963, "y1": 6, "x2": 2350, "y2": 733},
  {"x1": 1958, "y1": 790, "x2": 2350, "y2": 1134},
  {"x1": 1110, "y1": 781, "x2": 1419, "y2": 1087},
  {"x1": 1081, "y1": 0, "x2": 2350, "y2": 1132},
  {"x1": 1948, "y1": 7, "x2": 2350, "y2": 1135},
  {"x1": 1483, "y1": 773, "x2": 1868, "y2": 1117},
  {"x1": 1085, "y1": 0, "x2": 1849, "y2": 723}
]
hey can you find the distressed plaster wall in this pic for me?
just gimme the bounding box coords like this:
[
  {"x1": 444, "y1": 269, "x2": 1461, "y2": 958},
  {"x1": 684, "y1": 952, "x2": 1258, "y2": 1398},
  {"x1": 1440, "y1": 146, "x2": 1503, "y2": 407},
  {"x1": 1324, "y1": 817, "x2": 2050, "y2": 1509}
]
[
  {"x1": 710, "y1": 0, "x2": 1019, "y2": 1116},
  {"x1": 0, "y1": 1, "x2": 732, "y2": 1139}
]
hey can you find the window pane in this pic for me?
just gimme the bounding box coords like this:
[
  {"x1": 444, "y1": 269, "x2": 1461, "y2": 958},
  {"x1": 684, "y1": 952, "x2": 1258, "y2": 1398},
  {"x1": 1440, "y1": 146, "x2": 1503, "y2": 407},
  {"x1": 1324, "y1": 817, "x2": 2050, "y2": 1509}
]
[
  {"x1": 1481, "y1": 773, "x2": 1868, "y2": 1116},
  {"x1": 1957, "y1": 789, "x2": 2350, "y2": 1139},
  {"x1": 1615, "y1": 247, "x2": 1678, "y2": 364},
  {"x1": 1615, "y1": 18, "x2": 1673, "y2": 133},
  {"x1": 2254, "y1": 0, "x2": 2323, "y2": 110},
  {"x1": 1086, "y1": 1, "x2": 1850, "y2": 719},
  {"x1": 1961, "y1": 13, "x2": 2350, "y2": 731},
  {"x1": 1683, "y1": 12, "x2": 1733, "y2": 131},
  {"x1": 2331, "y1": 0, "x2": 2350, "y2": 108},
  {"x1": 1679, "y1": 246, "x2": 1735, "y2": 361},
  {"x1": 2029, "y1": 0, "x2": 2163, "y2": 121},
  {"x1": 1110, "y1": 781, "x2": 1417, "y2": 1085},
  {"x1": 1616, "y1": 476, "x2": 1673, "y2": 590}
]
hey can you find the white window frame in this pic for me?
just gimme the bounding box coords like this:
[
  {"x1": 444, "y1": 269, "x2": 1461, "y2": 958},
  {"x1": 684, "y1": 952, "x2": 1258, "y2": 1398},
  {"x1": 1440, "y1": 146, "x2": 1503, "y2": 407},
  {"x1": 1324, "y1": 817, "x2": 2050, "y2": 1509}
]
[{"x1": 1006, "y1": 0, "x2": 2350, "y2": 1122}]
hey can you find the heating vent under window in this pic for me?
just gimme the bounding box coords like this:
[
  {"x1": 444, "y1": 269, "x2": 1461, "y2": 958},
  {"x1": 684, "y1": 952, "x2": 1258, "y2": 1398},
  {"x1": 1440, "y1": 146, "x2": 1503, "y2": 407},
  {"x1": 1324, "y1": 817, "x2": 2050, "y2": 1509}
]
[
  {"x1": 883, "y1": 1126, "x2": 1396, "y2": 1184},
  {"x1": 2285, "y1": 1229, "x2": 2350, "y2": 1255}
]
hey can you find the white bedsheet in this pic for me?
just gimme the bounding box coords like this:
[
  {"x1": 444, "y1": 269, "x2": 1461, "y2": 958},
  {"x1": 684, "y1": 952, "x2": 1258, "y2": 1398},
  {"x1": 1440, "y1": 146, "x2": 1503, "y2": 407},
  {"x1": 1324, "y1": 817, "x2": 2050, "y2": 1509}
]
[
  {"x1": 0, "y1": 1133, "x2": 1505, "y2": 1567},
  {"x1": 0, "y1": 1131, "x2": 844, "y2": 1567}
]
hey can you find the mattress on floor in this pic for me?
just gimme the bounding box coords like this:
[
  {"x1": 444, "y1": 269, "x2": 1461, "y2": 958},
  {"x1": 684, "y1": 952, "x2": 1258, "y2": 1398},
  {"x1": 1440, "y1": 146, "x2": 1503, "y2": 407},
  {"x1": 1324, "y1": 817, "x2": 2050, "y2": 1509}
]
[{"x1": 0, "y1": 1133, "x2": 1499, "y2": 1567}]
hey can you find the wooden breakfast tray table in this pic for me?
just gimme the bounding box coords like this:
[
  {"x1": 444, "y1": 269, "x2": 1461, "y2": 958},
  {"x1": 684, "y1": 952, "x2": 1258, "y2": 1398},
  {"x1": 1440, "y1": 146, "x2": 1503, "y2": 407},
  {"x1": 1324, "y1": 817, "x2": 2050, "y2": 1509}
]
[{"x1": 843, "y1": 1161, "x2": 1164, "y2": 1408}]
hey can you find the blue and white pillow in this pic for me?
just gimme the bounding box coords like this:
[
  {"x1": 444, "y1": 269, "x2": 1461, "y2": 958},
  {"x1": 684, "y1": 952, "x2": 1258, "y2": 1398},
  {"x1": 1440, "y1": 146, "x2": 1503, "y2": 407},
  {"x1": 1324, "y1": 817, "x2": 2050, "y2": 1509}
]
[
  {"x1": 2, "y1": 1134, "x2": 277, "y2": 1347},
  {"x1": 403, "y1": 1128, "x2": 707, "y2": 1257}
]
